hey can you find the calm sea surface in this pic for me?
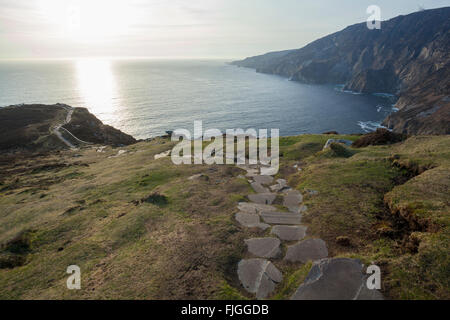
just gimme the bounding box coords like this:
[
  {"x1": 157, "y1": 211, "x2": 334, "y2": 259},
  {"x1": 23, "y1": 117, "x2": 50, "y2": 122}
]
[{"x1": 0, "y1": 59, "x2": 396, "y2": 139}]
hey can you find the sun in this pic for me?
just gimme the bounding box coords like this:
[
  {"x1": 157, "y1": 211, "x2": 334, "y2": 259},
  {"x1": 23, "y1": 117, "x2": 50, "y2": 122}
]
[{"x1": 38, "y1": 0, "x2": 134, "y2": 42}]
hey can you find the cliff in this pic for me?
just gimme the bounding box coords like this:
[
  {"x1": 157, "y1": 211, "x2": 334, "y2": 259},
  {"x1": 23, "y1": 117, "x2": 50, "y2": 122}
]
[{"x1": 232, "y1": 7, "x2": 450, "y2": 135}]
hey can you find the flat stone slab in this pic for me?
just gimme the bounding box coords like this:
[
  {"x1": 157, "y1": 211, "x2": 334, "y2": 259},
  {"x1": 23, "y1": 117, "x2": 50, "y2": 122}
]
[
  {"x1": 248, "y1": 193, "x2": 276, "y2": 205},
  {"x1": 260, "y1": 211, "x2": 302, "y2": 225},
  {"x1": 286, "y1": 204, "x2": 308, "y2": 214},
  {"x1": 251, "y1": 182, "x2": 269, "y2": 193},
  {"x1": 271, "y1": 225, "x2": 307, "y2": 241},
  {"x1": 270, "y1": 179, "x2": 288, "y2": 192},
  {"x1": 245, "y1": 169, "x2": 259, "y2": 178},
  {"x1": 235, "y1": 212, "x2": 270, "y2": 230},
  {"x1": 253, "y1": 175, "x2": 274, "y2": 186},
  {"x1": 291, "y1": 258, "x2": 384, "y2": 300},
  {"x1": 237, "y1": 202, "x2": 278, "y2": 214},
  {"x1": 238, "y1": 259, "x2": 283, "y2": 299},
  {"x1": 260, "y1": 167, "x2": 278, "y2": 176},
  {"x1": 283, "y1": 190, "x2": 303, "y2": 208},
  {"x1": 285, "y1": 239, "x2": 328, "y2": 263},
  {"x1": 245, "y1": 238, "x2": 281, "y2": 258}
]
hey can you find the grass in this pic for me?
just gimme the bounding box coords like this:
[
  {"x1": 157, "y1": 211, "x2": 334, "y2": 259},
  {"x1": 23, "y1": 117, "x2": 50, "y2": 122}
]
[{"x1": 0, "y1": 134, "x2": 449, "y2": 299}]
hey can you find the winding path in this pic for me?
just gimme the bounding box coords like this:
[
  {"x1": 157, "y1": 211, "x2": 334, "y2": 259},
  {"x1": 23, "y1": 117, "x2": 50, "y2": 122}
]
[{"x1": 51, "y1": 106, "x2": 92, "y2": 149}]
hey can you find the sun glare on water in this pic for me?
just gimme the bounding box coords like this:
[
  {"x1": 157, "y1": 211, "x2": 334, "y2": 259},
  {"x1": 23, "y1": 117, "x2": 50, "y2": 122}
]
[{"x1": 76, "y1": 59, "x2": 117, "y2": 116}]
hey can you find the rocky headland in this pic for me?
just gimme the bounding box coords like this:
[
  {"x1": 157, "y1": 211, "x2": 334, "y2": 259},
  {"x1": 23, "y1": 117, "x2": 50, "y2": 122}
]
[
  {"x1": 232, "y1": 7, "x2": 450, "y2": 135},
  {"x1": 0, "y1": 104, "x2": 136, "y2": 152}
]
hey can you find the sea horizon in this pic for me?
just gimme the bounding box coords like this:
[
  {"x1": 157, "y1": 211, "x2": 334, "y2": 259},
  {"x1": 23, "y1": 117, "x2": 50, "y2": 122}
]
[{"x1": 0, "y1": 58, "x2": 397, "y2": 140}]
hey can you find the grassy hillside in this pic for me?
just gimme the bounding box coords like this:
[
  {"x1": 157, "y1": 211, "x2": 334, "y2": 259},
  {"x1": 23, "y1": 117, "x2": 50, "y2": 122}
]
[{"x1": 0, "y1": 134, "x2": 448, "y2": 299}]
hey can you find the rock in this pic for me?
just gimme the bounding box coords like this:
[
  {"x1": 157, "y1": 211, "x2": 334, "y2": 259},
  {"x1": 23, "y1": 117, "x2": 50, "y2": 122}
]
[
  {"x1": 188, "y1": 174, "x2": 203, "y2": 180},
  {"x1": 271, "y1": 225, "x2": 307, "y2": 241},
  {"x1": 237, "y1": 202, "x2": 277, "y2": 214},
  {"x1": 269, "y1": 179, "x2": 288, "y2": 192},
  {"x1": 283, "y1": 190, "x2": 303, "y2": 212},
  {"x1": 260, "y1": 167, "x2": 278, "y2": 176},
  {"x1": 235, "y1": 212, "x2": 270, "y2": 230},
  {"x1": 154, "y1": 150, "x2": 171, "y2": 159},
  {"x1": 253, "y1": 175, "x2": 274, "y2": 185},
  {"x1": 248, "y1": 193, "x2": 276, "y2": 205},
  {"x1": 291, "y1": 258, "x2": 383, "y2": 300},
  {"x1": 336, "y1": 236, "x2": 351, "y2": 246},
  {"x1": 260, "y1": 211, "x2": 302, "y2": 225},
  {"x1": 237, "y1": 259, "x2": 283, "y2": 299},
  {"x1": 284, "y1": 239, "x2": 328, "y2": 263},
  {"x1": 305, "y1": 189, "x2": 319, "y2": 196},
  {"x1": 355, "y1": 284, "x2": 385, "y2": 300},
  {"x1": 245, "y1": 238, "x2": 281, "y2": 258},
  {"x1": 245, "y1": 169, "x2": 259, "y2": 178},
  {"x1": 251, "y1": 182, "x2": 269, "y2": 193},
  {"x1": 323, "y1": 139, "x2": 353, "y2": 150}
]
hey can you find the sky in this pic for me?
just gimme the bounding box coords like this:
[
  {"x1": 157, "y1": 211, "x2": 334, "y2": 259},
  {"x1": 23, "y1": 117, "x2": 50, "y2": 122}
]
[{"x1": 0, "y1": 0, "x2": 449, "y2": 60}]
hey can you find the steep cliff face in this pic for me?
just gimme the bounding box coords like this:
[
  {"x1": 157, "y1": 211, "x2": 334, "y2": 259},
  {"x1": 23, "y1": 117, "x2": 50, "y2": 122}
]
[{"x1": 232, "y1": 7, "x2": 450, "y2": 135}]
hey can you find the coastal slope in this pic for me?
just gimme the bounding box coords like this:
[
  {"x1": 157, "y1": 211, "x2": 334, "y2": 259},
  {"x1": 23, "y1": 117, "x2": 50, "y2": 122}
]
[
  {"x1": 232, "y1": 7, "x2": 450, "y2": 135},
  {"x1": 0, "y1": 104, "x2": 136, "y2": 152}
]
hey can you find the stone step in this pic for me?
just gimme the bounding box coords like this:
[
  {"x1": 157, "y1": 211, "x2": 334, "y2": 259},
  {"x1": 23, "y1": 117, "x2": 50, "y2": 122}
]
[
  {"x1": 284, "y1": 239, "x2": 328, "y2": 263},
  {"x1": 245, "y1": 238, "x2": 281, "y2": 258},
  {"x1": 291, "y1": 258, "x2": 384, "y2": 300},
  {"x1": 286, "y1": 204, "x2": 308, "y2": 214},
  {"x1": 251, "y1": 182, "x2": 269, "y2": 193},
  {"x1": 260, "y1": 167, "x2": 278, "y2": 176},
  {"x1": 271, "y1": 225, "x2": 307, "y2": 241},
  {"x1": 253, "y1": 175, "x2": 274, "y2": 186},
  {"x1": 237, "y1": 202, "x2": 278, "y2": 214},
  {"x1": 260, "y1": 211, "x2": 302, "y2": 225},
  {"x1": 237, "y1": 259, "x2": 283, "y2": 299},
  {"x1": 283, "y1": 190, "x2": 303, "y2": 211},
  {"x1": 235, "y1": 212, "x2": 270, "y2": 230},
  {"x1": 269, "y1": 179, "x2": 288, "y2": 192},
  {"x1": 248, "y1": 193, "x2": 277, "y2": 205}
]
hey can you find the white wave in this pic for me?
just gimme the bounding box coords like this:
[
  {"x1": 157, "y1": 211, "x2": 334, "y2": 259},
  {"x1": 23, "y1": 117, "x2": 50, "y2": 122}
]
[
  {"x1": 357, "y1": 121, "x2": 388, "y2": 133},
  {"x1": 373, "y1": 93, "x2": 396, "y2": 98}
]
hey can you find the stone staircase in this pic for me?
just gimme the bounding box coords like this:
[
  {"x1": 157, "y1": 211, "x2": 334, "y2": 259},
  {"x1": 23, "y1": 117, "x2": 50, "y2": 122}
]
[{"x1": 235, "y1": 164, "x2": 383, "y2": 300}]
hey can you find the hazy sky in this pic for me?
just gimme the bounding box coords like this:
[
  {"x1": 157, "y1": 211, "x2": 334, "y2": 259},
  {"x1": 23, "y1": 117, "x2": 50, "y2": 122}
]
[{"x1": 1, "y1": 0, "x2": 449, "y2": 60}]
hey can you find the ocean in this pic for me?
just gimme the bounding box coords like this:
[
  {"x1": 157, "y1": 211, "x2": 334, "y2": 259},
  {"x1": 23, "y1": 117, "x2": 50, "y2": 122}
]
[{"x1": 0, "y1": 59, "x2": 397, "y2": 139}]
